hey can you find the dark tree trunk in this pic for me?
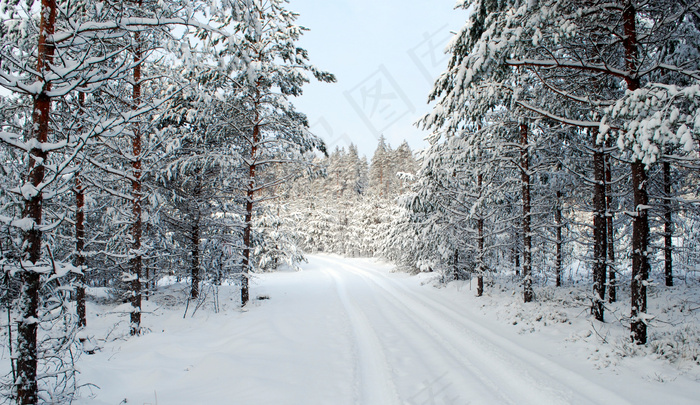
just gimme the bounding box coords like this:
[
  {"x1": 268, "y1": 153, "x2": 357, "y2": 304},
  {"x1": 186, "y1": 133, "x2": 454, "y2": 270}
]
[
  {"x1": 190, "y1": 220, "x2": 201, "y2": 299},
  {"x1": 630, "y1": 161, "x2": 649, "y2": 344},
  {"x1": 76, "y1": 92, "x2": 86, "y2": 328},
  {"x1": 130, "y1": 27, "x2": 143, "y2": 336},
  {"x1": 477, "y1": 173, "x2": 484, "y2": 297},
  {"x1": 622, "y1": 0, "x2": 649, "y2": 345},
  {"x1": 663, "y1": 161, "x2": 673, "y2": 287},
  {"x1": 241, "y1": 185, "x2": 254, "y2": 306},
  {"x1": 75, "y1": 170, "x2": 86, "y2": 328},
  {"x1": 453, "y1": 249, "x2": 459, "y2": 281},
  {"x1": 520, "y1": 123, "x2": 533, "y2": 303},
  {"x1": 17, "y1": 271, "x2": 40, "y2": 405},
  {"x1": 242, "y1": 95, "x2": 260, "y2": 307},
  {"x1": 555, "y1": 190, "x2": 563, "y2": 287},
  {"x1": 17, "y1": 0, "x2": 56, "y2": 402},
  {"x1": 605, "y1": 138, "x2": 616, "y2": 303},
  {"x1": 144, "y1": 227, "x2": 150, "y2": 302},
  {"x1": 592, "y1": 128, "x2": 607, "y2": 322}
]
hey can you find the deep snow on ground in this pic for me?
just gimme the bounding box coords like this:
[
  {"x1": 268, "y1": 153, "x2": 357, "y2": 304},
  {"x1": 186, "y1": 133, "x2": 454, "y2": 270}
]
[{"x1": 59, "y1": 255, "x2": 700, "y2": 404}]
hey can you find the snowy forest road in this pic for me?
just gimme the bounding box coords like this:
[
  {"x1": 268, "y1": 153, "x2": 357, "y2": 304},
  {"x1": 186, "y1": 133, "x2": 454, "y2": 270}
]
[
  {"x1": 78, "y1": 255, "x2": 697, "y2": 405},
  {"x1": 315, "y1": 255, "x2": 629, "y2": 405}
]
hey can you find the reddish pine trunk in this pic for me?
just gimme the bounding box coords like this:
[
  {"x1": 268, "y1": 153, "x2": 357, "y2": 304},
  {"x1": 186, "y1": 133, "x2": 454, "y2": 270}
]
[
  {"x1": 592, "y1": 128, "x2": 607, "y2": 322},
  {"x1": 622, "y1": 0, "x2": 649, "y2": 345},
  {"x1": 520, "y1": 123, "x2": 533, "y2": 302},
  {"x1": 17, "y1": 0, "x2": 56, "y2": 402},
  {"x1": 242, "y1": 108, "x2": 260, "y2": 306},
  {"x1": 663, "y1": 161, "x2": 673, "y2": 287},
  {"x1": 605, "y1": 139, "x2": 616, "y2": 303},
  {"x1": 130, "y1": 29, "x2": 143, "y2": 336}
]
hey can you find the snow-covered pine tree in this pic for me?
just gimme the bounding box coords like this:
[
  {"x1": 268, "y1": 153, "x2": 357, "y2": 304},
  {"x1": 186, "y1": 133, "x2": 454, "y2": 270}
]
[
  {"x1": 369, "y1": 136, "x2": 393, "y2": 198},
  {"x1": 503, "y1": 0, "x2": 700, "y2": 344},
  {"x1": 155, "y1": 67, "x2": 247, "y2": 301},
  {"x1": 0, "y1": 0, "x2": 168, "y2": 398},
  {"x1": 419, "y1": 0, "x2": 547, "y2": 302},
  {"x1": 282, "y1": 137, "x2": 416, "y2": 259},
  {"x1": 213, "y1": 0, "x2": 335, "y2": 305},
  {"x1": 74, "y1": 0, "x2": 222, "y2": 334},
  {"x1": 0, "y1": 11, "x2": 225, "y2": 402}
]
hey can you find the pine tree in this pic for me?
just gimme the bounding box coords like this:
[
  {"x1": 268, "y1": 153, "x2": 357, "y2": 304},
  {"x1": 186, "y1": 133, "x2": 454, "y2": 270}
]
[
  {"x1": 369, "y1": 135, "x2": 392, "y2": 198},
  {"x1": 214, "y1": 0, "x2": 335, "y2": 305},
  {"x1": 0, "y1": 1, "x2": 227, "y2": 398},
  {"x1": 504, "y1": 0, "x2": 700, "y2": 343},
  {"x1": 156, "y1": 78, "x2": 246, "y2": 300}
]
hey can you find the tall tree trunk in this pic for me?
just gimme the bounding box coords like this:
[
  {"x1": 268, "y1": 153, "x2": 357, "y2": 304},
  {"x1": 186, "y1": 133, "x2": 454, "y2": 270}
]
[
  {"x1": 520, "y1": 122, "x2": 533, "y2": 302},
  {"x1": 663, "y1": 161, "x2": 673, "y2": 287},
  {"x1": 622, "y1": 0, "x2": 649, "y2": 345},
  {"x1": 144, "y1": 221, "x2": 150, "y2": 302},
  {"x1": 241, "y1": 162, "x2": 255, "y2": 306},
  {"x1": 555, "y1": 189, "x2": 563, "y2": 287},
  {"x1": 75, "y1": 171, "x2": 86, "y2": 328},
  {"x1": 453, "y1": 249, "x2": 459, "y2": 281},
  {"x1": 190, "y1": 221, "x2": 201, "y2": 299},
  {"x1": 477, "y1": 173, "x2": 484, "y2": 297},
  {"x1": 605, "y1": 138, "x2": 616, "y2": 303},
  {"x1": 129, "y1": 27, "x2": 143, "y2": 336},
  {"x1": 75, "y1": 93, "x2": 86, "y2": 328},
  {"x1": 75, "y1": 173, "x2": 86, "y2": 328},
  {"x1": 17, "y1": 0, "x2": 56, "y2": 402},
  {"x1": 630, "y1": 161, "x2": 649, "y2": 344},
  {"x1": 190, "y1": 180, "x2": 202, "y2": 300},
  {"x1": 242, "y1": 90, "x2": 261, "y2": 306},
  {"x1": 592, "y1": 128, "x2": 607, "y2": 322}
]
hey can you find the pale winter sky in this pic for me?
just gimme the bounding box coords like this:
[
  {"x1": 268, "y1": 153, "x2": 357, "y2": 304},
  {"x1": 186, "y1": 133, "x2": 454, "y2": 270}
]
[
  {"x1": 0, "y1": 2, "x2": 467, "y2": 158},
  {"x1": 291, "y1": 0, "x2": 468, "y2": 158}
]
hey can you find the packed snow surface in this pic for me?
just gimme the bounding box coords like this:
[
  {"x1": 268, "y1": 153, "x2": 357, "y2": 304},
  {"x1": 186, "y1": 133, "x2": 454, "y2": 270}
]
[{"x1": 75, "y1": 255, "x2": 699, "y2": 404}]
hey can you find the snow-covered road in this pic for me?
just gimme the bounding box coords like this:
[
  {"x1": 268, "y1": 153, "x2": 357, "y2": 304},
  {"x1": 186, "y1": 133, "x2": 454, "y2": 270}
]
[
  {"x1": 316, "y1": 255, "x2": 630, "y2": 405},
  {"x1": 77, "y1": 255, "x2": 699, "y2": 405}
]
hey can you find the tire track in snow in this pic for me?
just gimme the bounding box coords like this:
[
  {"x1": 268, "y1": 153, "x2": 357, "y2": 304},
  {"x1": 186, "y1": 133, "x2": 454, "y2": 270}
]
[
  {"x1": 325, "y1": 268, "x2": 401, "y2": 405},
  {"x1": 343, "y1": 264, "x2": 568, "y2": 404},
  {"x1": 346, "y1": 260, "x2": 633, "y2": 405},
  {"x1": 328, "y1": 260, "x2": 516, "y2": 404}
]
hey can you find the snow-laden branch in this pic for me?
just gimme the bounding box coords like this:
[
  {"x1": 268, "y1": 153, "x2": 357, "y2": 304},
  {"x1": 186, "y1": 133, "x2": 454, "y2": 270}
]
[
  {"x1": 507, "y1": 58, "x2": 630, "y2": 79},
  {"x1": 515, "y1": 101, "x2": 617, "y2": 132}
]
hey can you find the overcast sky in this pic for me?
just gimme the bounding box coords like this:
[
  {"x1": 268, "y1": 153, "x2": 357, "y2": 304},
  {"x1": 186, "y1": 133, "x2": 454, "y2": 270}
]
[{"x1": 291, "y1": 0, "x2": 468, "y2": 158}]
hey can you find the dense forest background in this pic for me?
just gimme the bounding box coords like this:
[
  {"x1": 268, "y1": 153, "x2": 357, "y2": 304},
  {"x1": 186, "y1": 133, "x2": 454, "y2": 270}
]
[{"x1": 1, "y1": 0, "x2": 700, "y2": 403}]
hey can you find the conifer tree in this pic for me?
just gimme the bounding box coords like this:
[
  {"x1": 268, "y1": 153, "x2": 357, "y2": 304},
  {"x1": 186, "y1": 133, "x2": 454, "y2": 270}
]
[{"x1": 214, "y1": 0, "x2": 335, "y2": 305}]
